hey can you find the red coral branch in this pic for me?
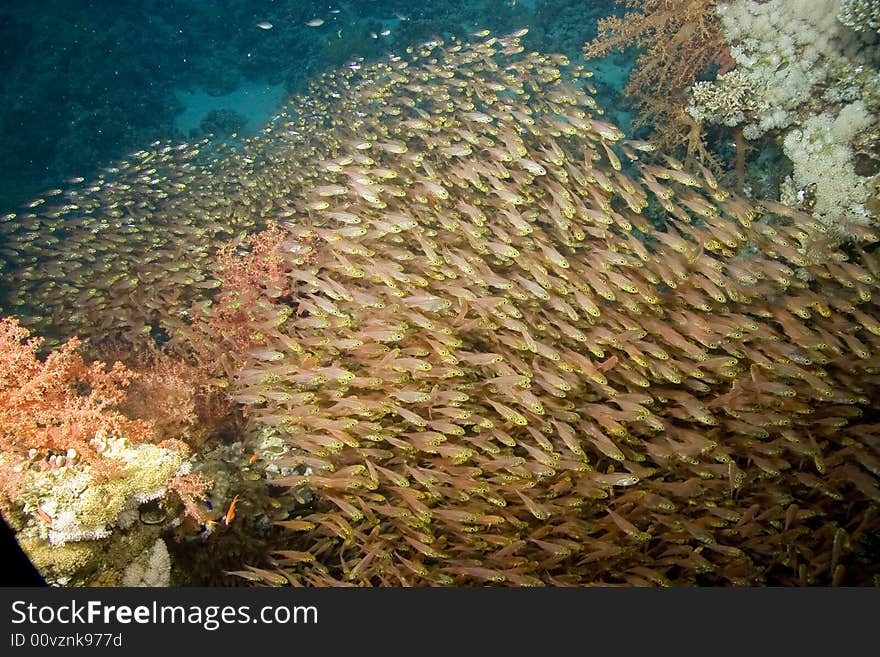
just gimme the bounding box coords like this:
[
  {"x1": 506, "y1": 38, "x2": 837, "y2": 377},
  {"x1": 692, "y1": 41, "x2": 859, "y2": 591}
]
[
  {"x1": 170, "y1": 223, "x2": 319, "y2": 382},
  {"x1": 166, "y1": 472, "x2": 213, "y2": 524}
]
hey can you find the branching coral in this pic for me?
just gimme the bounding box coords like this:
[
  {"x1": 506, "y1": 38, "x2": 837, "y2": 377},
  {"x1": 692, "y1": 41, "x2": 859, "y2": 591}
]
[
  {"x1": 113, "y1": 344, "x2": 238, "y2": 451},
  {"x1": 583, "y1": 0, "x2": 731, "y2": 164},
  {"x1": 173, "y1": 221, "x2": 319, "y2": 393},
  {"x1": 688, "y1": 69, "x2": 759, "y2": 128},
  {"x1": 0, "y1": 316, "x2": 153, "y2": 493},
  {"x1": 0, "y1": 317, "x2": 212, "y2": 584}
]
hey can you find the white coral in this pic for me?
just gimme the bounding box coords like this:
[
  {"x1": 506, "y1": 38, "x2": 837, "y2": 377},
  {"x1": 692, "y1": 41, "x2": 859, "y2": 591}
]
[
  {"x1": 122, "y1": 539, "x2": 171, "y2": 587},
  {"x1": 712, "y1": 0, "x2": 877, "y2": 138},
  {"x1": 688, "y1": 70, "x2": 759, "y2": 127},
  {"x1": 781, "y1": 101, "x2": 875, "y2": 235},
  {"x1": 5, "y1": 437, "x2": 191, "y2": 548},
  {"x1": 839, "y1": 0, "x2": 880, "y2": 32}
]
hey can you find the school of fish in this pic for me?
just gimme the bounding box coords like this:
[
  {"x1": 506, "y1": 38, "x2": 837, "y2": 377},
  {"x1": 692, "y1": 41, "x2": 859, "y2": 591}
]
[{"x1": 1, "y1": 29, "x2": 879, "y2": 586}]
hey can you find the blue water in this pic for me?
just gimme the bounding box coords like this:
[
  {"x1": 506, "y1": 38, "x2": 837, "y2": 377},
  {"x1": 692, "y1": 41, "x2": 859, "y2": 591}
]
[{"x1": 0, "y1": 1, "x2": 618, "y2": 213}]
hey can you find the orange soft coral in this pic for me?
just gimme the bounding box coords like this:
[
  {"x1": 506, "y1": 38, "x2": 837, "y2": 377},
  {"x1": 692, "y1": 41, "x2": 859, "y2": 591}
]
[
  {"x1": 0, "y1": 317, "x2": 153, "y2": 492},
  {"x1": 585, "y1": 0, "x2": 732, "y2": 164},
  {"x1": 169, "y1": 222, "x2": 319, "y2": 384}
]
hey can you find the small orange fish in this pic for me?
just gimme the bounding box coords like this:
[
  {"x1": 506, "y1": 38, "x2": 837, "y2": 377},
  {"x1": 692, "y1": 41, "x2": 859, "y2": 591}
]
[
  {"x1": 248, "y1": 454, "x2": 259, "y2": 464},
  {"x1": 36, "y1": 507, "x2": 53, "y2": 525},
  {"x1": 224, "y1": 495, "x2": 240, "y2": 525}
]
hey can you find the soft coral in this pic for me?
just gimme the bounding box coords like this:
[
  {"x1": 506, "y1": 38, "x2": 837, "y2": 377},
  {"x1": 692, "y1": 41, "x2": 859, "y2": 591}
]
[
  {"x1": 0, "y1": 317, "x2": 153, "y2": 494},
  {"x1": 584, "y1": 0, "x2": 732, "y2": 165}
]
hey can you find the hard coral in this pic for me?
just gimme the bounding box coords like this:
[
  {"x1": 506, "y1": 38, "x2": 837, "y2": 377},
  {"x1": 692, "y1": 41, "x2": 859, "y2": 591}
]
[
  {"x1": 3, "y1": 423, "x2": 206, "y2": 585},
  {"x1": 688, "y1": 69, "x2": 760, "y2": 128}
]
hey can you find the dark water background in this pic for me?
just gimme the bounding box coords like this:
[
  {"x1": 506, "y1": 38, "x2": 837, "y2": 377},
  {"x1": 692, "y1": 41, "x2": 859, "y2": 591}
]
[{"x1": 0, "y1": 0, "x2": 627, "y2": 213}]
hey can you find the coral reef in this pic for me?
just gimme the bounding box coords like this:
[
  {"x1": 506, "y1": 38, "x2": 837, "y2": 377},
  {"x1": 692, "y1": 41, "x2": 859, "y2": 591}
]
[
  {"x1": 2, "y1": 26, "x2": 879, "y2": 587},
  {"x1": 685, "y1": 0, "x2": 880, "y2": 243},
  {"x1": 694, "y1": 0, "x2": 880, "y2": 140},
  {"x1": 165, "y1": 435, "x2": 315, "y2": 587},
  {"x1": 2, "y1": 433, "x2": 205, "y2": 585},
  {"x1": 0, "y1": 318, "x2": 210, "y2": 585},
  {"x1": 780, "y1": 100, "x2": 877, "y2": 238}
]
